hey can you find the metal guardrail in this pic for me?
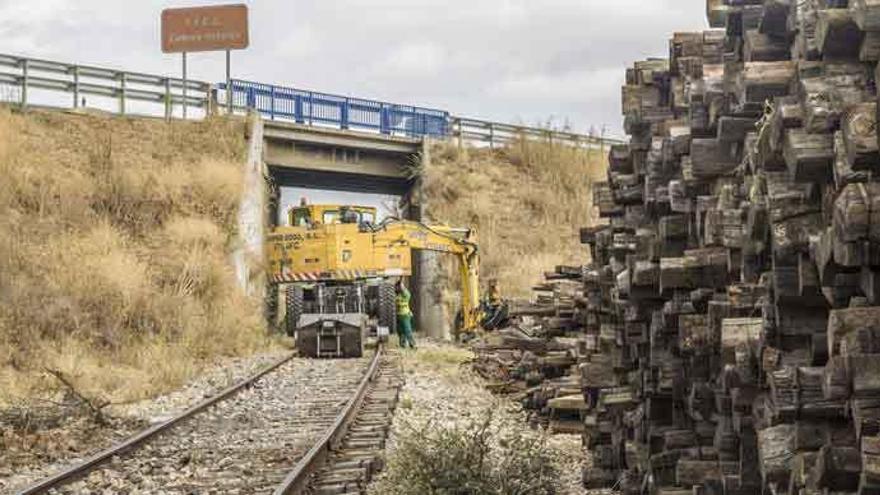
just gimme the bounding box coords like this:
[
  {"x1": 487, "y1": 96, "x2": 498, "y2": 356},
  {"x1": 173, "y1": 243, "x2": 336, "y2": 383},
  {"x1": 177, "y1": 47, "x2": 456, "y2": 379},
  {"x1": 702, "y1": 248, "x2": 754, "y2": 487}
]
[
  {"x1": 0, "y1": 53, "x2": 211, "y2": 119},
  {"x1": 218, "y1": 79, "x2": 450, "y2": 138},
  {"x1": 0, "y1": 52, "x2": 623, "y2": 148},
  {"x1": 451, "y1": 117, "x2": 620, "y2": 149},
  {"x1": 219, "y1": 80, "x2": 622, "y2": 148}
]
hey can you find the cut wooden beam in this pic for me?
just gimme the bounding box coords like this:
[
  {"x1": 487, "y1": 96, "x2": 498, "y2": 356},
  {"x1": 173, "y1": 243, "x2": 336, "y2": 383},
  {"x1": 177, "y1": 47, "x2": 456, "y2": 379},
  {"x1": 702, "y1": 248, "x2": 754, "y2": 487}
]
[
  {"x1": 783, "y1": 129, "x2": 834, "y2": 182},
  {"x1": 744, "y1": 29, "x2": 792, "y2": 62},
  {"x1": 759, "y1": 424, "x2": 797, "y2": 486},
  {"x1": 691, "y1": 138, "x2": 740, "y2": 178},
  {"x1": 816, "y1": 9, "x2": 865, "y2": 60},
  {"x1": 828, "y1": 307, "x2": 880, "y2": 356},
  {"x1": 842, "y1": 102, "x2": 880, "y2": 170},
  {"x1": 736, "y1": 61, "x2": 796, "y2": 104},
  {"x1": 760, "y1": 0, "x2": 793, "y2": 38}
]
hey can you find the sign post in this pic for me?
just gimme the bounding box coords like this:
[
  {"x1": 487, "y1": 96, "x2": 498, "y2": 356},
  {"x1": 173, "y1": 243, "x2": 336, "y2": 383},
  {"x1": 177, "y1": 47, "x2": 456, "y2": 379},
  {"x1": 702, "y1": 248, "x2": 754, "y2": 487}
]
[
  {"x1": 161, "y1": 4, "x2": 249, "y2": 118},
  {"x1": 226, "y1": 49, "x2": 232, "y2": 114},
  {"x1": 182, "y1": 52, "x2": 188, "y2": 118}
]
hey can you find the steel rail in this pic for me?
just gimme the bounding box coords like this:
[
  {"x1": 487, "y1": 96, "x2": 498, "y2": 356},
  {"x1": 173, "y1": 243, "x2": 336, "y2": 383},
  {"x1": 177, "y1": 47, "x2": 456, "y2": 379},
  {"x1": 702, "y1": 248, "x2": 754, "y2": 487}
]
[
  {"x1": 16, "y1": 352, "x2": 297, "y2": 495},
  {"x1": 273, "y1": 346, "x2": 384, "y2": 495}
]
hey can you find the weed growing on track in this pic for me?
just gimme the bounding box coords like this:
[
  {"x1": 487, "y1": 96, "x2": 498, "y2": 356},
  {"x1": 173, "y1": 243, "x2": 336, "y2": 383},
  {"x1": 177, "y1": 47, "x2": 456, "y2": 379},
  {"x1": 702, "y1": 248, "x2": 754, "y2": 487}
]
[
  {"x1": 0, "y1": 108, "x2": 269, "y2": 408},
  {"x1": 374, "y1": 408, "x2": 562, "y2": 495},
  {"x1": 421, "y1": 139, "x2": 607, "y2": 300}
]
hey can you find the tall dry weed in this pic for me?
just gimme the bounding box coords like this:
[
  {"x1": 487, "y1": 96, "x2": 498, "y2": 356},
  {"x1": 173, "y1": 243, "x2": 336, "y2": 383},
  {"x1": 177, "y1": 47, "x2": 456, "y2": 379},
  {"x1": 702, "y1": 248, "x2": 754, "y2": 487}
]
[
  {"x1": 0, "y1": 108, "x2": 269, "y2": 407},
  {"x1": 423, "y1": 139, "x2": 606, "y2": 299}
]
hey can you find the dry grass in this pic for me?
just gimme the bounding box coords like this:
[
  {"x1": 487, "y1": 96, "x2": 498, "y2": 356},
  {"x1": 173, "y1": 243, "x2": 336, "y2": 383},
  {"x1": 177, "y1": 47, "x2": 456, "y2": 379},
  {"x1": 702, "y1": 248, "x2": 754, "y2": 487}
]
[
  {"x1": 0, "y1": 108, "x2": 270, "y2": 407},
  {"x1": 422, "y1": 140, "x2": 607, "y2": 299}
]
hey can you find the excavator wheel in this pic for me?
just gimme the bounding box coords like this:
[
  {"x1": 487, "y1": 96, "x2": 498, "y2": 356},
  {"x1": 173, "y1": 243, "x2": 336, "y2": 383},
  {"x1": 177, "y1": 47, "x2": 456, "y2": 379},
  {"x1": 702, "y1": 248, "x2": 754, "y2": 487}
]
[
  {"x1": 285, "y1": 285, "x2": 304, "y2": 337},
  {"x1": 378, "y1": 283, "x2": 397, "y2": 334}
]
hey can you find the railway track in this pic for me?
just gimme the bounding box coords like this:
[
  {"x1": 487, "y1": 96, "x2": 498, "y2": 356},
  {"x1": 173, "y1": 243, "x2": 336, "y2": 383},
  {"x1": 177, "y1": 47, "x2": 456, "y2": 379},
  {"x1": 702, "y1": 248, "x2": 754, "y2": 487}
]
[{"x1": 16, "y1": 347, "x2": 402, "y2": 495}]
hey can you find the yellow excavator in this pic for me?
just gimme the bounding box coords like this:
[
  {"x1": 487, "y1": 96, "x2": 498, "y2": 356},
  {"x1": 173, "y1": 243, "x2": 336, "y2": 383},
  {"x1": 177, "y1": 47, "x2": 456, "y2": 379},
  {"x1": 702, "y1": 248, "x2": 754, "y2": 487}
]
[{"x1": 266, "y1": 202, "x2": 482, "y2": 357}]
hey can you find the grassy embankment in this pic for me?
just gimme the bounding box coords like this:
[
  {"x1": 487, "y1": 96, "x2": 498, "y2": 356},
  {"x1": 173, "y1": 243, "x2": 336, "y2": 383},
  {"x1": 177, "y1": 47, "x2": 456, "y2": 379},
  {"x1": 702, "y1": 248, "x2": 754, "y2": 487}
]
[
  {"x1": 422, "y1": 139, "x2": 607, "y2": 299},
  {"x1": 0, "y1": 109, "x2": 270, "y2": 408}
]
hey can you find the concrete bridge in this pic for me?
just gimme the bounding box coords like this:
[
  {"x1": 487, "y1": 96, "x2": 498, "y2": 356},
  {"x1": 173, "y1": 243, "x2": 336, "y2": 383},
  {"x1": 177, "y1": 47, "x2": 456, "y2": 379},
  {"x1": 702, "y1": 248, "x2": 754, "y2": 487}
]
[{"x1": 258, "y1": 120, "x2": 448, "y2": 338}]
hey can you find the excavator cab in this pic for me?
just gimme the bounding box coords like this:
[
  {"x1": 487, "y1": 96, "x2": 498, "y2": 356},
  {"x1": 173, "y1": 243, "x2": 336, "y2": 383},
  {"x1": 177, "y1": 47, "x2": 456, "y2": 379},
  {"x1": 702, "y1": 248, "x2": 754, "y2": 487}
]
[{"x1": 287, "y1": 204, "x2": 377, "y2": 228}]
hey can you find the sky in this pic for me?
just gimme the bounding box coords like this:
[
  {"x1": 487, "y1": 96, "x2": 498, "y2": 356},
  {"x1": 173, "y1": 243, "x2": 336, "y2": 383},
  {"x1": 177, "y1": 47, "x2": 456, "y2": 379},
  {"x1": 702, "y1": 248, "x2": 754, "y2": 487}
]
[{"x1": 0, "y1": 0, "x2": 708, "y2": 137}]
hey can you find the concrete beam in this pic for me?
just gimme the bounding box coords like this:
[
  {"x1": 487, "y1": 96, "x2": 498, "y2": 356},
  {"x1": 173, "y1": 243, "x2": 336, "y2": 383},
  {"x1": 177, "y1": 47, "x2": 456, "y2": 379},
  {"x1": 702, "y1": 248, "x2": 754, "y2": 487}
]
[
  {"x1": 263, "y1": 121, "x2": 421, "y2": 182},
  {"x1": 263, "y1": 120, "x2": 421, "y2": 154},
  {"x1": 265, "y1": 141, "x2": 409, "y2": 179}
]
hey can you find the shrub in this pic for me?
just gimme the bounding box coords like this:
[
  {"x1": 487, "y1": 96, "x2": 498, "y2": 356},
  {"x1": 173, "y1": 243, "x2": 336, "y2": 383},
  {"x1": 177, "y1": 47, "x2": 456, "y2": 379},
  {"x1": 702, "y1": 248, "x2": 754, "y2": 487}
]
[{"x1": 376, "y1": 409, "x2": 561, "y2": 495}]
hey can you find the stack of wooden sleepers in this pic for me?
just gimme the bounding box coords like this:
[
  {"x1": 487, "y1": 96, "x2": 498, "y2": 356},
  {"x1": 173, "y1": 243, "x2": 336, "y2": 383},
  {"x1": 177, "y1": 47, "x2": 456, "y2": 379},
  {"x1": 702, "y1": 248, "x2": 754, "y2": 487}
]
[
  {"x1": 579, "y1": 1, "x2": 880, "y2": 494},
  {"x1": 471, "y1": 266, "x2": 590, "y2": 433}
]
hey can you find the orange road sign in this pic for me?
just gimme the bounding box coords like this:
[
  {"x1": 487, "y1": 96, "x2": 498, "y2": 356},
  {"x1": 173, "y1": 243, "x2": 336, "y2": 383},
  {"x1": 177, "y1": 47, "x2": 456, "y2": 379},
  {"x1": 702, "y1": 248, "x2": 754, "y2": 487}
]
[{"x1": 161, "y1": 4, "x2": 249, "y2": 53}]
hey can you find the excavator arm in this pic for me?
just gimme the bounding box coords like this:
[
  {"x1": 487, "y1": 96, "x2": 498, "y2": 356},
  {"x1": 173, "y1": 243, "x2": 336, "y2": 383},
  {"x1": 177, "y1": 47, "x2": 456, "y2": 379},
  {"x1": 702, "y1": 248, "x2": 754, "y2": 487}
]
[{"x1": 372, "y1": 220, "x2": 482, "y2": 334}]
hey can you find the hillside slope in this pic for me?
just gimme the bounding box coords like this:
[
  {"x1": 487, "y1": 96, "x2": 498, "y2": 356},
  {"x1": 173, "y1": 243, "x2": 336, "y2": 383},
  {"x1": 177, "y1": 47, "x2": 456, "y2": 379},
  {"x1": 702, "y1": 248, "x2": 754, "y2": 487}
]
[
  {"x1": 0, "y1": 109, "x2": 269, "y2": 407},
  {"x1": 422, "y1": 140, "x2": 607, "y2": 298}
]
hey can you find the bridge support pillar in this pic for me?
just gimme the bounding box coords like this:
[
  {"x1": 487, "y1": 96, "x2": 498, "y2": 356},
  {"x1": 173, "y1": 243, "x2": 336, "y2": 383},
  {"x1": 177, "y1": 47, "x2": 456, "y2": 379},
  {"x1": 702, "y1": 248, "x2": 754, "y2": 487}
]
[
  {"x1": 235, "y1": 115, "x2": 268, "y2": 301},
  {"x1": 410, "y1": 139, "x2": 450, "y2": 341}
]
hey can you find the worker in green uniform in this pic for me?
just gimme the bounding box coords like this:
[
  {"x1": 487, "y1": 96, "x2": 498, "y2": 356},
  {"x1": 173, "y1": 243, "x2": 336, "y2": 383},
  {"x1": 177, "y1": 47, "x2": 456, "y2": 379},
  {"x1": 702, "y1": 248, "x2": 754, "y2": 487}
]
[{"x1": 395, "y1": 280, "x2": 416, "y2": 349}]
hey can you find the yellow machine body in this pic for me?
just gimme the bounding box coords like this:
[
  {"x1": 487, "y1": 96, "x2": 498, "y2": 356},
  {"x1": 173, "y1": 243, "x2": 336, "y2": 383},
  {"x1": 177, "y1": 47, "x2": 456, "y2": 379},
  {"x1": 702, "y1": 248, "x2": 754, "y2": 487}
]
[
  {"x1": 267, "y1": 204, "x2": 482, "y2": 333},
  {"x1": 268, "y1": 205, "x2": 411, "y2": 281}
]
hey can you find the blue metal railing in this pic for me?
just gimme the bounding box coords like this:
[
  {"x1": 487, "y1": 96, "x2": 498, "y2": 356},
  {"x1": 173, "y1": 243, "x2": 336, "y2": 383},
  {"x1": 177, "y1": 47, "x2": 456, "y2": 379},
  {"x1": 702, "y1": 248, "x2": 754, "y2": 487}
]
[{"x1": 218, "y1": 79, "x2": 450, "y2": 139}]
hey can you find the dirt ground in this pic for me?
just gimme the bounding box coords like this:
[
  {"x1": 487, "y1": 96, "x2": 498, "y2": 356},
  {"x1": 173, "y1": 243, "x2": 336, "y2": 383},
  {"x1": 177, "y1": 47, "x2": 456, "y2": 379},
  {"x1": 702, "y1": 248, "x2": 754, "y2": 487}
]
[{"x1": 368, "y1": 340, "x2": 591, "y2": 494}]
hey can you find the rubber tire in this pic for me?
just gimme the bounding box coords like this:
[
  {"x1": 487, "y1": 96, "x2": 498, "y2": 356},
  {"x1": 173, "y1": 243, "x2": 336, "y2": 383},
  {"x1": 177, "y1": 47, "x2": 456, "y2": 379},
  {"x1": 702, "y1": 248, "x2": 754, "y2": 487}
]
[
  {"x1": 378, "y1": 283, "x2": 397, "y2": 334},
  {"x1": 285, "y1": 285, "x2": 304, "y2": 337}
]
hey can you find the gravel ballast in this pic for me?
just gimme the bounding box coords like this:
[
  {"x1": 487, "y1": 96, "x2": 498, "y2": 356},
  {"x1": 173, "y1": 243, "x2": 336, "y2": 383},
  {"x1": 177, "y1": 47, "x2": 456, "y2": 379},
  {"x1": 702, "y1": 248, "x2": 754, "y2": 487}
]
[
  {"x1": 368, "y1": 341, "x2": 594, "y2": 495},
  {"x1": 1, "y1": 349, "x2": 290, "y2": 493}
]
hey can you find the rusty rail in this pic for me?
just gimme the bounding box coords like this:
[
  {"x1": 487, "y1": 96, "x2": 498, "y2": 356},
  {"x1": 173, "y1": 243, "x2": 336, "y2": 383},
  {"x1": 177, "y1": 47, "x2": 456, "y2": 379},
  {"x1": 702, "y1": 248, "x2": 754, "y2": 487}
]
[
  {"x1": 273, "y1": 346, "x2": 384, "y2": 495},
  {"x1": 15, "y1": 352, "x2": 297, "y2": 495}
]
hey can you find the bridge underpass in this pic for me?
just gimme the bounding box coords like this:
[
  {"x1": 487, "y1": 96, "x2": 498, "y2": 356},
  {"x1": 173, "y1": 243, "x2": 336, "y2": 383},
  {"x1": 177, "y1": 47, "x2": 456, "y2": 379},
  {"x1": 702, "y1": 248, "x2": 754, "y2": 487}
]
[{"x1": 262, "y1": 120, "x2": 449, "y2": 339}]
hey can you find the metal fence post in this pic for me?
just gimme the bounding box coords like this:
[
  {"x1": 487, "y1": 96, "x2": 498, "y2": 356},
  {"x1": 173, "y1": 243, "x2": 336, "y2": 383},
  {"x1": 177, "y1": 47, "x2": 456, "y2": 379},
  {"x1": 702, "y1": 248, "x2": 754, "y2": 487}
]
[
  {"x1": 226, "y1": 50, "x2": 232, "y2": 115},
  {"x1": 600, "y1": 125, "x2": 607, "y2": 159},
  {"x1": 380, "y1": 105, "x2": 390, "y2": 135},
  {"x1": 294, "y1": 94, "x2": 304, "y2": 124},
  {"x1": 208, "y1": 86, "x2": 217, "y2": 116},
  {"x1": 341, "y1": 98, "x2": 349, "y2": 130},
  {"x1": 164, "y1": 78, "x2": 172, "y2": 121},
  {"x1": 457, "y1": 118, "x2": 463, "y2": 150},
  {"x1": 247, "y1": 87, "x2": 255, "y2": 110},
  {"x1": 20, "y1": 58, "x2": 28, "y2": 109},
  {"x1": 270, "y1": 86, "x2": 276, "y2": 120},
  {"x1": 489, "y1": 123, "x2": 495, "y2": 150},
  {"x1": 119, "y1": 72, "x2": 127, "y2": 115},
  {"x1": 182, "y1": 52, "x2": 188, "y2": 119},
  {"x1": 410, "y1": 108, "x2": 417, "y2": 137},
  {"x1": 72, "y1": 66, "x2": 80, "y2": 108}
]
